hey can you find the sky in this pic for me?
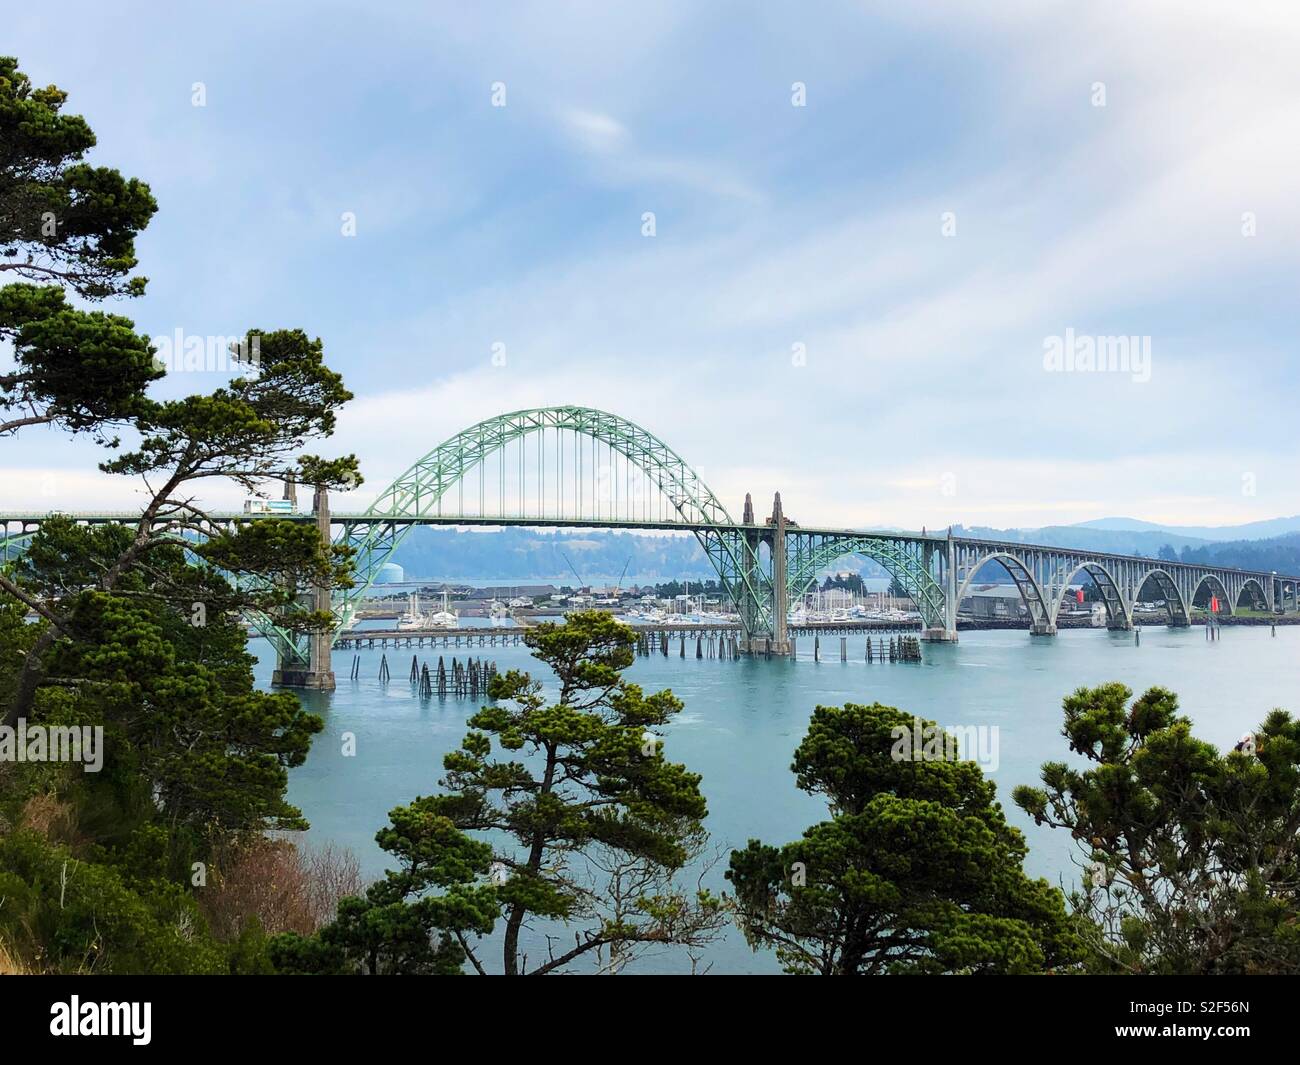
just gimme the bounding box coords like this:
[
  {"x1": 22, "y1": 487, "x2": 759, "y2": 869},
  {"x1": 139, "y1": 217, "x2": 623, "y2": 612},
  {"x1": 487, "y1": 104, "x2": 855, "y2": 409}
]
[{"x1": 3, "y1": 0, "x2": 1299, "y2": 530}]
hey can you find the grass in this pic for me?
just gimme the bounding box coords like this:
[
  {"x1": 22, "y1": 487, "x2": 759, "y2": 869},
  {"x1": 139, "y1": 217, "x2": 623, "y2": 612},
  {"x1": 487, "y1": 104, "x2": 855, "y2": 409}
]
[{"x1": 0, "y1": 939, "x2": 32, "y2": 976}]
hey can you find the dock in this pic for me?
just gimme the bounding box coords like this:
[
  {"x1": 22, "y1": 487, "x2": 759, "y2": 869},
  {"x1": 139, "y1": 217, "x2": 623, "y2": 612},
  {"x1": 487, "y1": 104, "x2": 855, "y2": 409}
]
[{"x1": 332, "y1": 619, "x2": 922, "y2": 651}]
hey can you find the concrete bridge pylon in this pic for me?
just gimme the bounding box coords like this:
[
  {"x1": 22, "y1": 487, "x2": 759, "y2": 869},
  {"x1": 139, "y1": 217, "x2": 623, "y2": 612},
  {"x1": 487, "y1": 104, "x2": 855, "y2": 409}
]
[
  {"x1": 736, "y1": 491, "x2": 794, "y2": 656},
  {"x1": 271, "y1": 483, "x2": 336, "y2": 690}
]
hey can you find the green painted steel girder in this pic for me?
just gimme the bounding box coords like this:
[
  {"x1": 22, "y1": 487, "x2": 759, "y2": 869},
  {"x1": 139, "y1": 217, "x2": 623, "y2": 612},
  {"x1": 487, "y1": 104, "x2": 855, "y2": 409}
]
[
  {"x1": 786, "y1": 534, "x2": 948, "y2": 629},
  {"x1": 333, "y1": 406, "x2": 774, "y2": 639}
]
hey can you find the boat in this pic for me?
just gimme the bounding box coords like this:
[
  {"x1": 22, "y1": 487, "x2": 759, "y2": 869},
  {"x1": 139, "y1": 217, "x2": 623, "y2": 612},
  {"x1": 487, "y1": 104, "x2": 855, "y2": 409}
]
[
  {"x1": 397, "y1": 592, "x2": 426, "y2": 630},
  {"x1": 427, "y1": 590, "x2": 458, "y2": 629}
]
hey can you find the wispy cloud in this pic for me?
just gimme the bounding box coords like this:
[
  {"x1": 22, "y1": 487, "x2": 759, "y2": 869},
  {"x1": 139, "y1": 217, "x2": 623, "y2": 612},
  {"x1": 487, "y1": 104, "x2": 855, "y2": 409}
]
[
  {"x1": 558, "y1": 108, "x2": 628, "y2": 152},
  {"x1": 3, "y1": 1, "x2": 1298, "y2": 529}
]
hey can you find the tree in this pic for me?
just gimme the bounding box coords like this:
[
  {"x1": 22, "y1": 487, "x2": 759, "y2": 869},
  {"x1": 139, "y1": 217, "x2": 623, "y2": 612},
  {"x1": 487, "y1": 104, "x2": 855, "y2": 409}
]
[
  {"x1": 0, "y1": 829, "x2": 227, "y2": 974},
  {"x1": 2, "y1": 60, "x2": 360, "y2": 730},
  {"x1": 270, "y1": 813, "x2": 497, "y2": 975},
  {"x1": 1014, "y1": 683, "x2": 1300, "y2": 974},
  {"x1": 276, "y1": 611, "x2": 724, "y2": 975},
  {"x1": 2, "y1": 326, "x2": 359, "y2": 730},
  {"x1": 1, "y1": 55, "x2": 156, "y2": 299},
  {"x1": 1, "y1": 55, "x2": 160, "y2": 440},
  {"x1": 727, "y1": 702, "x2": 1080, "y2": 974},
  {"x1": 821, "y1": 572, "x2": 865, "y2": 595},
  {"x1": 0, "y1": 54, "x2": 358, "y2": 973},
  {"x1": 0, "y1": 283, "x2": 161, "y2": 439}
]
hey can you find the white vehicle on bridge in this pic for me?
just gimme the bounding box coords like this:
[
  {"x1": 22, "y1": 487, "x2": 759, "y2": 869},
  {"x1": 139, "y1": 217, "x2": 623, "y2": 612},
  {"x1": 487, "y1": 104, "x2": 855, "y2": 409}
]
[{"x1": 243, "y1": 497, "x2": 297, "y2": 514}]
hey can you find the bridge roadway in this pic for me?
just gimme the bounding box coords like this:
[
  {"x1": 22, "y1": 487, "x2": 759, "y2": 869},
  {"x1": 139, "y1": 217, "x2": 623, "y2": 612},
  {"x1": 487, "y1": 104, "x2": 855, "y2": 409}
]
[
  {"x1": 5, "y1": 508, "x2": 1297, "y2": 638},
  {"x1": 5, "y1": 404, "x2": 1300, "y2": 688},
  {"x1": 5, "y1": 509, "x2": 1299, "y2": 640},
  {"x1": 0, "y1": 508, "x2": 1002, "y2": 543}
]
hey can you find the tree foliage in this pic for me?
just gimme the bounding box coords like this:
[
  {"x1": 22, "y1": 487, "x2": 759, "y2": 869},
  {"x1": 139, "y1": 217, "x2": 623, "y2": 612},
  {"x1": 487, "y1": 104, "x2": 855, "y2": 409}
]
[
  {"x1": 276, "y1": 611, "x2": 724, "y2": 975},
  {"x1": 1014, "y1": 682, "x2": 1300, "y2": 974},
  {"x1": 1, "y1": 54, "x2": 156, "y2": 299},
  {"x1": 728, "y1": 701, "x2": 1080, "y2": 974},
  {"x1": 1, "y1": 54, "x2": 159, "y2": 441},
  {"x1": 0, "y1": 53, "x2": 355, "y2": 974}
]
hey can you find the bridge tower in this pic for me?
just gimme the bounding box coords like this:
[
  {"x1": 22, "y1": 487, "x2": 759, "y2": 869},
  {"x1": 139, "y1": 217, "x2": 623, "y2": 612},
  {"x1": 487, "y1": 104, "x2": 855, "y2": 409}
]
[
  {"x1": 735, "y1": 492, "x2": 793, "y2": 656},
  {"x1": 271, "y1": 483, "x2": 336, "y2": 691}
]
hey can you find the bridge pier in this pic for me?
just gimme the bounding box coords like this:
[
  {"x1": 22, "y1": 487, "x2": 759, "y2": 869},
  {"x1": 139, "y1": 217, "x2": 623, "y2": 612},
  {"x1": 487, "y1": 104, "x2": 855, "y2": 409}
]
[
  {"x1": 922, "y1": 627, "x2": 959, "y2": 641},
  {"x1": 736, "y1": 492, "x2": 794, "y2": 655},
  {"x1": 767, "y1": 492, "x2": 792, "y2": 655},
  {"x1": 272, "y1": 484, "x2": 336, "y2": 691},
  {"x1": 921, "y1": 527, "x2": 959, "y2": 641}
]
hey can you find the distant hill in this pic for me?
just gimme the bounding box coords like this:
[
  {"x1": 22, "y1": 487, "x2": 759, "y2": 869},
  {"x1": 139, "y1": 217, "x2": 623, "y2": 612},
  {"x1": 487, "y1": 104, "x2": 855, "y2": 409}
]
[
  {"x1": 955, "y1": 523, "x2": 1212, "y2": 557},
  {"x1": 381, "y1": 518, "x2": 1300, "y2": 587},
  {"x1": 957, "y1": 523, "x2": 1300, "y2": 575},
  {"x1": 387, "y1": 526, "x2": 714, "y2": 583},
  {"x1": 1167, "y1": 532, "x2": 1300, "y2": 575},
  {"x1": 954, "y1": 514, "x2": 1300, "y2": 574},
  {"x1": 1070, "y1": 515, "x2": 1300, "y2": 542}
]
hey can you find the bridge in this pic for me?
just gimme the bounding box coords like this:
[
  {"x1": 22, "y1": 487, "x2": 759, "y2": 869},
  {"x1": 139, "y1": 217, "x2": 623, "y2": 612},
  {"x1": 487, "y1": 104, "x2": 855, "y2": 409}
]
[{"x1": 3, "y1": 405, "x2": 1298, "y2": 689}]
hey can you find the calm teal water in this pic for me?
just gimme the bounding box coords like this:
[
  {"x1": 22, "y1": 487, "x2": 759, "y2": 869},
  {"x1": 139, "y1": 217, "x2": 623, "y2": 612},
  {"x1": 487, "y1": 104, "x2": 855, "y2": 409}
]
[{"x1": 254, "y1": 623, "x2": 1300, "y2": 973}]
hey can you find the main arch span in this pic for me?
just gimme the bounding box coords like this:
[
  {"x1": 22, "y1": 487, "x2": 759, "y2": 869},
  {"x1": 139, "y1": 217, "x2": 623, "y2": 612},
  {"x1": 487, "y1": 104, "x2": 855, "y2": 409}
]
[{"x1": 334, "y1": 406, "x2": 776, "y2": 644}]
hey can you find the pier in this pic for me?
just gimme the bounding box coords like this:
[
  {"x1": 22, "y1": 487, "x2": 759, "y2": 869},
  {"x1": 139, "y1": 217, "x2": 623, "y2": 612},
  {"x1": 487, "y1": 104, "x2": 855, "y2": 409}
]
[{"x1": 331, "y1": 618, "x2": 927, "y2": 652}]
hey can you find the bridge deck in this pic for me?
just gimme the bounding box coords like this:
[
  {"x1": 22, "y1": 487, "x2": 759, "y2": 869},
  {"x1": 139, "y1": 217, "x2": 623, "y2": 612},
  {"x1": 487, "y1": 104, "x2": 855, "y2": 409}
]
[{"x1": 4, "y1": 510, "x2": 1297, "y2": 584}]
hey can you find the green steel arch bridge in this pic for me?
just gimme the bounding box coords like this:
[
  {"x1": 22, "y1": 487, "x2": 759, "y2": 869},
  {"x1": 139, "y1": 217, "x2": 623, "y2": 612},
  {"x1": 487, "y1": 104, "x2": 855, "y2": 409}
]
[{"x1": 4, "y1": 405, "x2": 1298, "y2": 688}]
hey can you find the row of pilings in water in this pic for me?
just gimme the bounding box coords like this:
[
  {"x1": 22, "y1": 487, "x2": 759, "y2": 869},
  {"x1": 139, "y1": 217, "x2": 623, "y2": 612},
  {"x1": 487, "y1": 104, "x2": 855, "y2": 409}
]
[
  {"x1": 348, "y1": 633, "x2": 921, "y2": 682},
  {"x1": 811, "y1": 634, "x2": 923, "y2": 663},
  {"x1": 633, "y1": 630, "x2": 923, "y2": 663},
  {"x1": 637, "y1": 630, "x2": 742, "y2": 660},
  {"x1": 350, "y1": 653, "x2": 499, "y2": 697}
]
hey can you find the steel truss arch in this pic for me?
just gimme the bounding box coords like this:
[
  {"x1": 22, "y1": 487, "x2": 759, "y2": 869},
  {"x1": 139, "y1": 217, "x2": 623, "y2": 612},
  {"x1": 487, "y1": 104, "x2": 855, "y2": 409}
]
[
  {"x1": 787, "y1": 535, "x2": 948, "y2": 630},
  {"x1": 334, "y1": 406, "x2": 773, "y2": 635}
]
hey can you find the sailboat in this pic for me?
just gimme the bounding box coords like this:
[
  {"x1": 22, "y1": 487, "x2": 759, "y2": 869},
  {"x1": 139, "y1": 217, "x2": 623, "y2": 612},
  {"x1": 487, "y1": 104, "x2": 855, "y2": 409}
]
[
  {"x1": 397, "y1": 592, "x2": 426, "y2": 630},
  {"x1": 428, "y1": 590, "x2": 458, "y2": 629}
]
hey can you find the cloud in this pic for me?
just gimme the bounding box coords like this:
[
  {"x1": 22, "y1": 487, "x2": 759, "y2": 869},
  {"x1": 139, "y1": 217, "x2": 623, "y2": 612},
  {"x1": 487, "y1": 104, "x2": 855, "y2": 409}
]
[
  {"x1": 4, "y1": 1, "x2": 1299, "y2": 530},
  {"x1": 559, "y1": 108, "x2": 628, "y2": 153}
]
